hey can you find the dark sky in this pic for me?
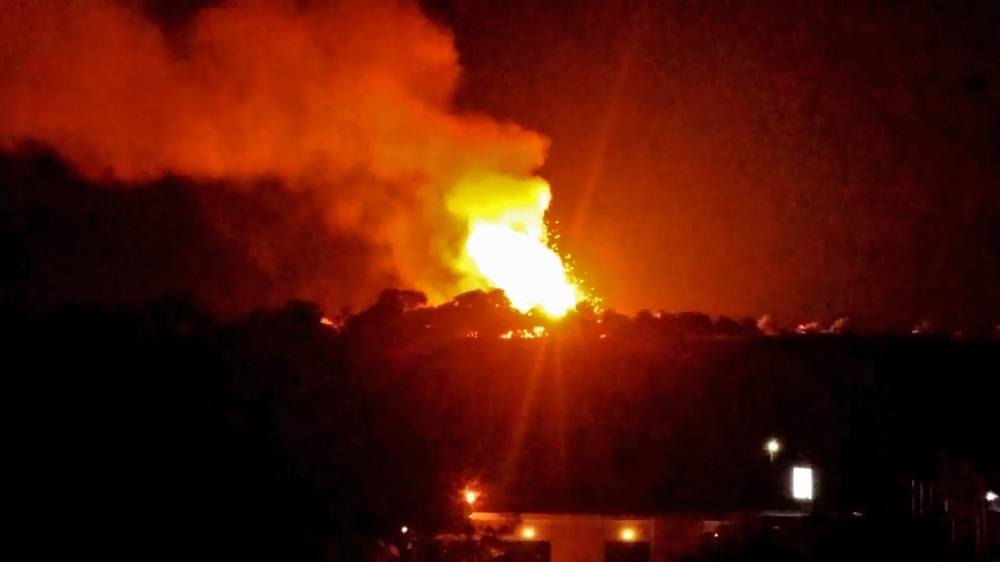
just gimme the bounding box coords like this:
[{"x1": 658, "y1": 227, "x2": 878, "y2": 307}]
[
  {"x1": 2, "y1": 0, "x2": 999, "y2": 330},
  {"x1": 427, "y1": 0, "x2": 1000, "y2": 329}
]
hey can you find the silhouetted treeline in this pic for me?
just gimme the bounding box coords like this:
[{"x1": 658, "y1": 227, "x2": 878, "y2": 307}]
[{"x1": 7, "y1": 290, "x2": 998, "y2": 561}]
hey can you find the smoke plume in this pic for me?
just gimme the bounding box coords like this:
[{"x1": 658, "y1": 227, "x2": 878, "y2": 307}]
[{"x1": 0, "y1": 0, "x2": 550, "y2": 305}]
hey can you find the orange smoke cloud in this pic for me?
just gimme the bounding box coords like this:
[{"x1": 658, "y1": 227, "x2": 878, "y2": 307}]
[{"x1": 0, "y1": 0, "x2": 552, "y2": 304}]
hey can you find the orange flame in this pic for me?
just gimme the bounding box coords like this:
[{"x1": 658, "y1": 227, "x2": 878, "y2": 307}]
[{"x1": 449, "y1": 175, "x2": 583, "y2": 317}]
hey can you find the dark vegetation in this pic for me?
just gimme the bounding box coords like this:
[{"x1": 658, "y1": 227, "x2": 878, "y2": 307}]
[{"x1": 6, "y1": 289, "x2": 998, "y2": 561}]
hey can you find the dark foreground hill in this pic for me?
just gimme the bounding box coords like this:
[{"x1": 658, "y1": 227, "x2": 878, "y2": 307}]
[{"x1": 7, "y1": 290, "x2": 998, "y2": 561}]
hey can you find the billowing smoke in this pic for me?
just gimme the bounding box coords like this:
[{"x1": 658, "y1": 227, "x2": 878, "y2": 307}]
[{"x1": 0, "y1": 0, "x2": 550, "y2": 306}]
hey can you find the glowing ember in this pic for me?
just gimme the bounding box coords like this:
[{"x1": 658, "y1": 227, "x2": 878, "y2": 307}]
[
  {"x1": 450, "y1": 175, "x2": 584, "y2": 317},
  {"x1": 319, "y1": 316, "x2": 344, "y2": 330},
  {"x1": 498, "y1": 326, "x2": 547, "y2": 340}
]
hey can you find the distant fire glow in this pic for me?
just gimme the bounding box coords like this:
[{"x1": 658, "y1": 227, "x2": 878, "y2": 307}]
[
  {"x1": 452, "y1": 176, "x2": 583, "y2": 317},
  {"x1": 500, "y1": 326, "x2": 547, "y2": 340},
  {"x1": 620, "y1": 527, "x2": 637, "y2": 542}
]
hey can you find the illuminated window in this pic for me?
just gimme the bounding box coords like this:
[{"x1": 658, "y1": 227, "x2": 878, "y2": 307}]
[{"x1": 792, "y1": 466, "x2": 814, "y2": 500}]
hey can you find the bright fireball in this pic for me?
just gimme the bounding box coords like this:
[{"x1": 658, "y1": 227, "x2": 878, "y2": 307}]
[
  {"x1": 466, "y1": 221, "x2": 578, "y2": 316},
  {"x1": 448, "y1": 174, "x2": 585, "y2": 317}
]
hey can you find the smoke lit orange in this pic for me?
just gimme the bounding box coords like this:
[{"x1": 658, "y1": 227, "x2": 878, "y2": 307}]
[{"x1": 0, "y1": 0, "x2": 589, "y2": 312}]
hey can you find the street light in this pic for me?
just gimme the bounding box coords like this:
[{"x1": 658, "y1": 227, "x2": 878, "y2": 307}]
[
  {"x1": 765, "y1": 438, "x2": 781, "y2": 462},
  {"x1": 987, "y1": 491, "x2": 998, "y2": 502},
  {"x1": 620, "y1": 527, "x2": 637, "y2": 542},
  {"x1": 520, "y1": 526, "x2": 536, "y2": 539},
  {"x1": 463, "y1": 488, "x2": 479, "y2": 507}
]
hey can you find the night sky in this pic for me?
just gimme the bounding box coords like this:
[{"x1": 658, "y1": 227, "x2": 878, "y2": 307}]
[
  {"x1": 432, "y1": 0, "x2": 1000, "y2": 329},
  {"x1": 2, "y1": 0, "x2": 998, "y2": 330}
]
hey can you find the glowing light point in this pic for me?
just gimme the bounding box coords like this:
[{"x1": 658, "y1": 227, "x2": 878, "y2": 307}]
[
  {"x1": 987, "y1": 491, "x2": 998, "y2": 502},
  {"x1": 463, "y1": 488, "x2": 479, "y2": 506},
  {"x1": 765, "y1": 438, "x2": 781, "y2": 461},
  {"x1": 400, "y1": 526, "x2": 408, "y2": 534},
  {"x1": 520, "y1": 526, "x2": 536, "y2": 539},
  {"x1": 620, "y1": 528, "x2": 636, "y2": 542}
]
